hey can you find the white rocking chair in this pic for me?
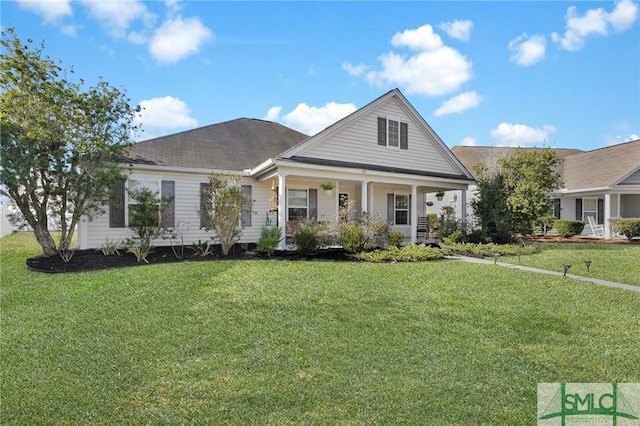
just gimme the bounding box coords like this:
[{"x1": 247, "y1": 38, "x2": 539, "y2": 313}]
[{"x1": 587, "y1": 216, "x2": 605, "y2": 238}]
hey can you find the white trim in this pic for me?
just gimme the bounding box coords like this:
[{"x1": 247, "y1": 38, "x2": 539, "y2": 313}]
[{"x1": 120, "y1": 163, "x2": 246, "y2": 176}]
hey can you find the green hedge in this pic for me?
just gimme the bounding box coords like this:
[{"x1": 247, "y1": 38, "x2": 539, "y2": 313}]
[
  {"x1": 554, "y1": 220, "x2": 585, "y2": 238},
  {"x1": 610, "y1": 218, "x2": 640, "y2": 240}
]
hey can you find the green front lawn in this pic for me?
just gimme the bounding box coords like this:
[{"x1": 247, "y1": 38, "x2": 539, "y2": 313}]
[
  {"x1": 2, "y1": 233, "x2": 639, "y2": 425},
  {"x1": 500, "y1": 242, "x2": 640, "y2": 286}
]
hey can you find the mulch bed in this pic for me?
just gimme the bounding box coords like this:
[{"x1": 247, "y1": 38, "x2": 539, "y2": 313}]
[{"x1": 26, "y1": 244, "x2": 355, "y2": 273}]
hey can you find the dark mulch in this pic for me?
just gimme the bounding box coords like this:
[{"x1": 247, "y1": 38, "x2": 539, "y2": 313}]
[{"x1": 27, "y1": 244, "x2": 356, "y2": 273}]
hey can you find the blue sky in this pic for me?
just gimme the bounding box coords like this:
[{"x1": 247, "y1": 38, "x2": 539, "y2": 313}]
[{"x1": 4, "y1": 0, "x2": 640, "y2": 151}]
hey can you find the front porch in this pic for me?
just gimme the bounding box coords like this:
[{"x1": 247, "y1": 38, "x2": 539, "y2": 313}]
[{"x1": 257, "y1": 168, "x2": 471, "y2": 250}]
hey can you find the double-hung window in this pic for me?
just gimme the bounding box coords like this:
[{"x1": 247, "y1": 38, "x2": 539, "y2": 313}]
[
  {"x1": 395, "y1": 194, "x2": 409, "y2": 225},
  {"x1": 288, "y1": 189, "x2": 308, "y2": 221},
  {"x1": 127, "y1": 179, "x2": 162, "y2": 227},
  {"x1": 378, "y1": 117, "x2": 408, "y2": 150}
]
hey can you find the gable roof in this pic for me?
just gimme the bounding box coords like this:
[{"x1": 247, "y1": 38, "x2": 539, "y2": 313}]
[
  {"x1": 450, "y1": 146, "x2": 584, "y2": 180},
  {"x1": 451, "y1": 140, "x2": 640, "y2": 191},
  {"x1": 562, "y1": 139, "x2": 640, "y2": 190},
  {"x1": 280, "y1": 89, "x2": 474, "y2": 180},
  {"x1": 126, "y1": 118, "x2": 309, "y2": 170}
]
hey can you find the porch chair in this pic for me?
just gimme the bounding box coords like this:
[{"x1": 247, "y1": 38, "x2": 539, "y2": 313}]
[
  {"x1": 587, "y1": 216, "x2": 605, "y2": 238},
  {"x1": 417, "y1": 216, "x2": 428, "y2": 240}
]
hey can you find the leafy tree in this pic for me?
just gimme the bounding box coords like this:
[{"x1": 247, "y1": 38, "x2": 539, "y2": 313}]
[
  {"x1": 472, "y1": 148, "x2": 562, "y2": 243},
  {"x1": 0, "y1": 28, "x2": 140, "y2": 256},
  {"x1": 199, "y1": 174, "x2": 249, "y2": 256},
  {"x1": 125, "y1": 187, "x2": 173, "y2": 262}
]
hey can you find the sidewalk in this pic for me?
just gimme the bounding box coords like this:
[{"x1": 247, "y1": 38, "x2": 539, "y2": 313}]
[{"x1": 447, "y1": 255, "x2": 640, "y2": 293}]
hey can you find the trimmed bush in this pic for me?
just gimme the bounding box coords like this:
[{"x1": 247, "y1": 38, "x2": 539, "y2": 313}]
[
  {"x1": 610, "y1": 218, "x2": 640, "y2": 240},
  {"x1": 339, "y1": 223, "x2": 366, "y2": 254},
  {"x1": 294, "y1": 224, "x2": 318, "y2": 256},
  {"x1": 554, "y1": 220, "x2": 585, "y2": 238},
  {"x1": 356, "y1": 244, "x2": 443, "y2": 262},
  {"x1": 387, "y1": 231, "x2": 405, "y2": 248}
]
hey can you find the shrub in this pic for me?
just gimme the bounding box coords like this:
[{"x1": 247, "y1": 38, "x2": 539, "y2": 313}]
[
  {"x1": 442, "y1": 230, "x2": 463, "y2": 245},
  {"x1": 190, "y1": 240, "x2": 213, "y2": 257},
  {"x1": 356, "y1": 244, "x2": 443, "y2": 262},
  {"x1": 294, "y1": 224, "x2": 317, "y2": 256},
  {"x1": 610, "y1": 218, "x2": 640, "y2": 240},
  {"x1": 99, "y1": 237, "x2": 121, "y2": 256},
  {"x1": 339, "y1": 223, "x2": 366, "y2": 254},
  {"x1": 127, "y1": 240, "x2": 152, "y2": 263},
  {"x1": 387, "y1": 231, "x2": 405, "y2": 248},
  {"x1": 554, "y1": 220, "x2": 585, "y2": 238},
  {"x1": 441, "y1": 242, "x2": 538, "y2": 257},
  {"x1": 257, "y1": 226, "x2": 282, "y2": 256},
  {"x1": 466, "y1": 229, "x2": 488, "y2": 244}
]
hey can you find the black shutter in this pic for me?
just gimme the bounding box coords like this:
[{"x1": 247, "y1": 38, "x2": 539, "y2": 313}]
[
  {"x1": 408, "y1": 194, "x2": 412, "y2": 225},
  {"x1": 378, "y1": 117, "x2": 387, "y2": 146},
  {"x1": 400, "y1": 122, "x2": 408, "y2": 150},
  {"x1": 597, "y1": 199, "x2": 604, "y2": 225},
  {"x1": 553, "y1": 198, "x2": 561, "y2": 219},
  {"x1": 575, "y1": 198, "x2": 582, "y2": 221},
  {"x1": 200, "y1": 183, "x2": 212, "y2": 228},
  {"x1": 161, "y1": 180, "x2": 175, "y2": 228},
  {"x1": 309, "y1": 189, "x2": 318, "y2": 222},
  {"x1": 387, "y1": 193, "x2": 394, "y2": 224},
  {"x1": 241, "y1": 185, "x2": 252, "y2": 227},
  {"x1": 109, "y1": 178, "x2": 126, "y2": 228}
]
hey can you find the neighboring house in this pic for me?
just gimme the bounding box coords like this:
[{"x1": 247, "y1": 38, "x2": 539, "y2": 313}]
[
  {"x1": 78, "y1": 89, "x2": 475, "y2": 249},
  {"x1": 443, "y1": 140, "x2": 640, "y2": 239}
]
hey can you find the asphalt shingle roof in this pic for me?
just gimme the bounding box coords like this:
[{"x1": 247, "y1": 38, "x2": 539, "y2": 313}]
[{"x1": 126, "y1": 118, "x2": 309, "y2": 170}]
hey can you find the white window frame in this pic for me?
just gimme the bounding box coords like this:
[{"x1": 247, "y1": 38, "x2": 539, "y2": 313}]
[
  {"x1": 395, "y1": 194, "x2": 409, "y2": 225},
  {"x1": 126, "y1": 178, "x2": 161, "y2": 226},
  {"x1": 287, "y1": 188, "x2": 308, "y2": 221},
  {"x1": 388, "y1": 119, "x2": 399, "y2": 148},
  {"x1": 582, "y1": 197, "x2": 598, "y2": 223}
]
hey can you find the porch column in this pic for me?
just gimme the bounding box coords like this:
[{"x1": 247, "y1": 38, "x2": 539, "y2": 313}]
[
  {"x1": 361, "y1": 181, "x2": 369, "y2": 214},
  {"x1": 604, "y1": 192, "x2": 611, "y2": 239},
  {"x1": 278, "y1": 174, "x2": 287, "y2": 249},
  {"x1": 410, "y1": 185, "x2": 418, "y2": 243},
  {"x1": 460, "y1": 189, "x2": 467, "y2": 227}
]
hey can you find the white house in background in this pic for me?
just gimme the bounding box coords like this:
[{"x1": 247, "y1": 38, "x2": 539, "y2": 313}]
[
  {"x1": 435, "y1": 140, "x2": 640, "y2": 239},
  {"x1": 78, "y1": 89, "x2": 475, "y2": 249}
]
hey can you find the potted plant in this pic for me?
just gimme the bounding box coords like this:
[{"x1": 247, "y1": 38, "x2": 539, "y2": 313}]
[
  {"x1": 320, "y1": 182, "x2": 335, "y2": 195},
  {"x1": 435, "y1": 190, "x2": 445, "y2": 201}
]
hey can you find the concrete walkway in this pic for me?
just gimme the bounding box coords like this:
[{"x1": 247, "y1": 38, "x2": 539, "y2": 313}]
[{"x1": 447, "y1": 255, "x2": 640, "y2": 293}]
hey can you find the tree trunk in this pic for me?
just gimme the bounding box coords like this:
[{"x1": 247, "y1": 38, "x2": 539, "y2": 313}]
[{"x1": 33, "y1": 224, "x2": 57, "y2": 256}]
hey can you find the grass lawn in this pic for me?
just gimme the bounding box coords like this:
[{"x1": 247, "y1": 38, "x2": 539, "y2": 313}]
[
  {"x1": 2, "y1": 233, "x2": 639, "y2": 425},
  {"x1": 500, "y1": 242, "x2": 640, "y2": 286}
]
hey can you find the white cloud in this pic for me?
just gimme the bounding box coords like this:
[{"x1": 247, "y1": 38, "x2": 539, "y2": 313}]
[
  {"x1": 490, "y1": 123, "x2": 557, "y2": 146},
  {"x1": 134, "y1": 96, "x2": 197, "y2": 134},
  {"x1": 433, "y1": 91, "x2": 481, "y2": 117},
  {"x1": 509, "y1": 34, "x2": 546, "y2": 66},
  {"x1": 552, "y1": 0, "x2": 638, "y2": 51},
  {"x1": 461, "y1": 136, "x2": 477, "y2": 146},
  {"x1": 149, "y1": 15, "x2": 213, "y2": 64},
  {"x1": 16, "y1": 0, "x2": 72, "y2": 23},
  {"x1": 607, "y1": 133, "x2": 640, "y2": 145},
  {"x1": 81, "y1": 0, "x2": 153, "y2": 38},
  {"x1": 263, "y1": 106, "x2": 282, "y2": 122},
  {"x1": 271, "y1": 102, "x2": 357, "y2": 135},
  {"x1": 438, "y1": 20, "x2": 473, "y2": 41},
  {"x1": 342, "y1": 62, "x2": 370, "y2": 76},
  {"x1": 391, "y1": 24, "x2": 444, "y2": 51},
  {"x1": 357, "y1": 24, "x2": 472, "y2": 97}
]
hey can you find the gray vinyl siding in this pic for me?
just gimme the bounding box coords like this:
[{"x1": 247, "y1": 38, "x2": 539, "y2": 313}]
[
  {"x1": 299, "y1": 99, "x2": 460, "y2": 176},
  {"x1": 84, "y1": 170, "x2": 270, "y2": 249},
  {"x1": 620, "y1": 168, "x2": 640, "y2": 185}
]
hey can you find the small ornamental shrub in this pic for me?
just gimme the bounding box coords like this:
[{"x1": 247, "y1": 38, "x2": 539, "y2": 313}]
[
  {"x1": 466, "y1": 229, "x2": 488, "y2": 244},
  {"x1": 610, "y1": 218, "x2": 640, "y2": 240},
  {"x1": 100, "y1": 237, "x2": 121, "y2": 256},
  {"x1": 127, "y1": 240, "x2": 152, "y2": 263},
  {"x1": 442, "y1": 230, "x2": 464, "y2": 245},
  {"x1": 257, "y1": 226, "x2": 282, "y2": 256},
  {"x1": 294, "y1": 224, "x2": 318, "y2": 256},
  {"x1": 339, "y1": 223, "x2": 366, "y2": 254},
  {"x1": 387, "y1": 231, "x2": 405, "y2": 248},
  {"x1": 356, "y1": 244, "x2": 443, "y2": 262},
  {"x1": 190, "y1": 240, "x2": 213, "y2": 257},
  {"x1": 554, "y1": 220, "x2": 585, "y2": 238}
]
